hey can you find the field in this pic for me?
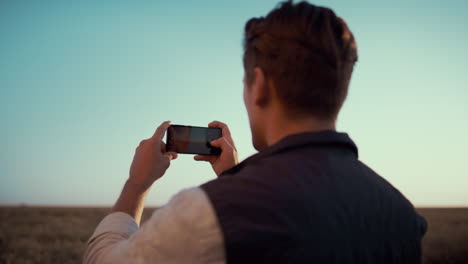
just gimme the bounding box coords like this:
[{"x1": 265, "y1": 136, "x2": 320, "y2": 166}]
[{"x1": 0, "y1": 207, "x2": 467, "y2": 264}]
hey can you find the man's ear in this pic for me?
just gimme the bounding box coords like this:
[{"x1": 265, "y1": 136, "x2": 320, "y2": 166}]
[{"x1": 251, "y1": 67, "x2": 269, "y2": 107}]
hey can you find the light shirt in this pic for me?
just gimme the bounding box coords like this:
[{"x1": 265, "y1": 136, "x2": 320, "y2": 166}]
[{"x1": 83, "y1": 187, "x2": 225, "y2": 264}]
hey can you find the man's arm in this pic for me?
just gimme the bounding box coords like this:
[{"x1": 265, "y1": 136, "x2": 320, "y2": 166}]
[
  {"x1": 111, "y1": 181, "x2": 148, "y2": 225},
  {"x1": 83, "y1": 188, "x2": 225, "y2": 264},
  {"x1": 110, "y1": 120, "x2": 237, "y2": 225},
  {"x1": 83, "y1": 120, "x2": 237, "y2": 263},
  {"x1": 111, "y1": 121, "x2": 177, "y2": 225}
]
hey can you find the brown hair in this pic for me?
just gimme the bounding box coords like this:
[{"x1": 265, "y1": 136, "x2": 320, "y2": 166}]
[{"x1": 243, "y1": 0, "x2": 358, "y2": 120}]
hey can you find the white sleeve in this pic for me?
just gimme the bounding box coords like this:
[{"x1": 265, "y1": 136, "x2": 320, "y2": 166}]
[{"x1": 83, "y1": 187, "x2": 225, "y2": 264}]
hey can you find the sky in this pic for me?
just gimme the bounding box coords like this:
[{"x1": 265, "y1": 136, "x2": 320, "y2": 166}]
[{"x1": 0, "y1": 0, "x2": 467, "y2": 207}]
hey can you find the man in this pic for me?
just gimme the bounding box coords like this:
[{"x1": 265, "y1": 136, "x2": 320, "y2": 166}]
[{"x1": 84, "y1": 1, "x2": 427, "y2": 263}]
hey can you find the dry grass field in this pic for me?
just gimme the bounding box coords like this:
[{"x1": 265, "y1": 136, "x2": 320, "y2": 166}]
[{"x1": 0, "y1": 206, "x2": 467, "y2": 264}]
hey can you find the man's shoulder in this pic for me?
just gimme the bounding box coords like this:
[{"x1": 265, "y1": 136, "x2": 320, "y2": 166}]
[
  {"x1": 202, "y1": 154, "x2": 321, "y2": 191},
  {"x1": 200, "y1": 161, "x2": 273, "y2": 198},
  {"x1": 199, "y1": 154, "x2": 326, "y2": 221}
]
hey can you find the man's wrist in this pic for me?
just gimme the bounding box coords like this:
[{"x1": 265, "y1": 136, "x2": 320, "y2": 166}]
[
  {"x1": 111, "y1": 179, "x2": 150, "y2": 225},
  {"x1": 124, "y1": 179, "x2": 152, "y2": 194}
]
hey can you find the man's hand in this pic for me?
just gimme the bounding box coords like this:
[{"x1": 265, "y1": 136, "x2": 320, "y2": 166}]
[
  {"x1": 129, "y1": 121, "x2": 178, "y2": 191},
  {"x1": 194, "y1": 121, "x2": 239, "y2": 176},
  {"x1": 112, "y1": 121, "x2": 178, "y2": 225}
]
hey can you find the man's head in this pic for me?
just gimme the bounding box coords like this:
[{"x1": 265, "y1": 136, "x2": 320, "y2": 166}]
[{"x1": 242, "y1": 0, "x2": 358, "y2": 150}]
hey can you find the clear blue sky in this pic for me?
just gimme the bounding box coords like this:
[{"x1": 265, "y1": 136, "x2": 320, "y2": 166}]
[{"x1": 1, "y1": 0, "x2": 467, "y2": 207}]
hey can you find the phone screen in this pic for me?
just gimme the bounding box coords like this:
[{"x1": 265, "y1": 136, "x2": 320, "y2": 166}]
[{"x1": 166, "y1": 125, "x2": 222, "y2": 155}]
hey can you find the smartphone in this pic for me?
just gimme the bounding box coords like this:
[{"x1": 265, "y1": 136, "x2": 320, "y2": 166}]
[{"x1": 166, "y1": 125, "x2": 222, "y2": 155}]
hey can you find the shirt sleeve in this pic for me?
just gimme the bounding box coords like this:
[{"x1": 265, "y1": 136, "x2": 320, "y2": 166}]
[{"x1": 83, "y1": 187, "x2": 226, "y2": 264}]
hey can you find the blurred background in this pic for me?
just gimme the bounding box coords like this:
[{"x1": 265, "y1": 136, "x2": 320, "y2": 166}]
[{"x1": 0, "y1": 0, "x2": 467, "y2": 207}]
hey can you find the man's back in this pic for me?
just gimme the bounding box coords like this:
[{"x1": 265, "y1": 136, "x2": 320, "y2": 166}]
[{"x1": 202, "y1": 130, "x2": 427, "y2": 263}]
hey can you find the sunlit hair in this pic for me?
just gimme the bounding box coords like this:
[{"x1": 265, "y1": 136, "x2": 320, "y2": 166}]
[{"x1": 243, "y1": 0, "x2": 358, "y2": 120}]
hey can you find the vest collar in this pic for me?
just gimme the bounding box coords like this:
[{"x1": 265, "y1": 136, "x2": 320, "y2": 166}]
[
  {"x1": 220, "y1": 130, "x2": 358, "y2": 177},
  {"x1": 257, "y1": 130, "x2": 358, "y2": 159}
]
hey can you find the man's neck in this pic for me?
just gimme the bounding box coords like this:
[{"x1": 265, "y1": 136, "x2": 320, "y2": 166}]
[{"x1": 265, "y1": 113, "x2": 336, "y2": 148}]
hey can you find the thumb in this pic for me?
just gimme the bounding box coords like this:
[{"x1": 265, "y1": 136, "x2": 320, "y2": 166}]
[
  {"x1": 194, "y1": 155, "x2": 211, "y2": 161},
  {"x1": 164, "y1": 152, "x2": 178, "y2": 161},
  {"x1": 194, "y1": 154, "x2": 216, "y2": 164},
  {"x1": 209, "y1": 137, "x2": 225, "y2": 148}
]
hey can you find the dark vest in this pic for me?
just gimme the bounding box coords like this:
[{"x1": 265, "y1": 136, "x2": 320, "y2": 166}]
[{"x1": 201, "y1": 130, "x2": 427, "y2": 264}]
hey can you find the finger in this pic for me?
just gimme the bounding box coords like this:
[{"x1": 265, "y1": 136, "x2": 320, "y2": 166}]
[
  {"x1": 208, "y1": 138, "x2": 222, "y2": 148},
  {"x1": 194, "y1": 155, "x2": 216, "y2": 163},
  {"x1": 210, "y1": 137, "x2": 233, "y2": 150},
  {"x1": 164, "y1": 152, "x2": 178, "y2": 160},
  {"x1": 194, "y1": 155, "x2": 211, "y2": 161},
  {"x1": 136, "y1": 139, "x2": 147, "y2": 151},
  {"x1": 208, "y1": 121, "x2": 230, "y2": 136},
  {"x1": 208, "y1": 121, "x2": 234, "y2": 146},
  {"x1": 152, "y1": 121, "x2": 171, "y2": 146}
]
